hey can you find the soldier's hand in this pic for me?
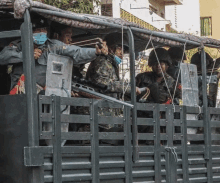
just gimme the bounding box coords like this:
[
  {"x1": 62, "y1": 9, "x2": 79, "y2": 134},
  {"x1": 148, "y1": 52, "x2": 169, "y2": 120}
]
[
  {"x1": 34, "y1": 48, "x2": 42, "y2": 59},
  {"x1": 95, "y1": 40, "x2": 108, "y2": 55},
  {"x1": 71, "y1": 91, "x2": 80, "y2": 97},
  {"x1": 136, "y1": 87, "x2": 141, "y2": 95}
]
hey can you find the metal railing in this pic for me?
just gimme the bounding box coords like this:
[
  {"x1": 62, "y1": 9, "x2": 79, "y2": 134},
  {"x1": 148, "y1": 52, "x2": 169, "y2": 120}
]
[{"x1": 120, "y1": 8, "x2": 159, "y2": 31}]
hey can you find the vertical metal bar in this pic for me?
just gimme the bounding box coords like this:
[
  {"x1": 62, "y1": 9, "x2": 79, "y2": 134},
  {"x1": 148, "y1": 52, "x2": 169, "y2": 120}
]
[
  {"x1": 166, "y1": 105, "x2": 174, "y2": 147},
  {"x1": 38, "y1": 96, "x2": 43, "y2": 137},
  {"x1": 165, "y1": 151, "x2": 170, "y2": 183},
  {"x1": 170, "y1": 152, "x2": 177, "y2": 183},
  {"x1": 127, "y1": 27, "x2": 139, "y2": 162},
  {"x1": 21, "y1": 10, "x2": 43, "y2": 183},
  {"x1": 181, "y1": 106, "x2": 189, "y2": 183},
  {"x1": 21, "y1": 10, "x2": 38, "y2": 146},
  {"x1": 124, "y1": 106, "x2": 132, "y2": 183},
  {"x1": 154, "y1": 104, "x2": 161, "y2": 183},
  {"x1": 52, "y1": 96, "x2": 62, "y2": 183},
  {"x1": 166, "y1": 105, "x2": 175, "y2": 183},
  {"x1": 201, "y1": 47, "x2": 209, "y2": 159},
  {"x1": 201, "y1": 48, "x2": 213, "y2": 183},
  {"x1": 90, "y1": 99, "x2": 100, "y2": 183}
]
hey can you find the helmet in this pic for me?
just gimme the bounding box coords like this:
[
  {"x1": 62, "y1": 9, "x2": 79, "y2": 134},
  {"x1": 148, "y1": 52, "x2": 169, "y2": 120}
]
[
  {"x1": 104, "y1": 33, "x2": 129, "y2": 52},
  {"x1": 32, "y1": 18, "x2": 49, "y2": 30},
  {"x1": 148, "y1": 48, "x2": 172, "y2": 67},
  {"x1": 168, "y1": 47, "x2": 186, "y2": 63},
  {"x1": 191, "y1": 52, "x2": 213, "y2": 72}
]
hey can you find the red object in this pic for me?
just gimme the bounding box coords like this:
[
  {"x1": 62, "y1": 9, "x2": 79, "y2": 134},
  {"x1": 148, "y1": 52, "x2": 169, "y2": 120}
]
[
  {"x1": 9, "y1": 74, "x2": 25, "y2": 95},
  {"x1": 164, "y1": 98, "x2": 172, "y2": 105}
]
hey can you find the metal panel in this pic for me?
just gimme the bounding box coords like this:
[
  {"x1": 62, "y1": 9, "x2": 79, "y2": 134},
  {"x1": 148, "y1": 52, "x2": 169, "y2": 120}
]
[
  {"x1": 52, "y1": 96, "x2": 62, "y2": 183},
  {"x1": 90, "y1": 99, "x2": 100, "y2": 183},
  {"x1": 35, "y1": 98, "x2": 220, "y2": 183},
  {"x1": 154, "y1": 104, "x2": 161, "y2": 183},
  {"x1": 124, "y1": 106, "x2": 132, "y2": 183},
  {"x1": 0, "y1": 30, "x2": 21, "y2": 39}
]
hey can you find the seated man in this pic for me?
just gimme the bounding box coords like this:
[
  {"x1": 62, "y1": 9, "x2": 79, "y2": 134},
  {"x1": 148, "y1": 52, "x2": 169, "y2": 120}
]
[
  {"x1": 0, "y1": 18, "x2": 108, "y2": 94},
  {"x1": 136, "y1": 48, "x2": 181, "y2": 105},
  {"x1": 136, "y1": 48, "x2": 181, "y2": 145}
]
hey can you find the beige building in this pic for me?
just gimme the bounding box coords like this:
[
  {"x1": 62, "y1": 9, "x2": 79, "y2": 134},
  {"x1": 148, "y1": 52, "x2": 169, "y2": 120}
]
[{"x1": 200, "y1": 0, "x2": 220, "y2": 39}]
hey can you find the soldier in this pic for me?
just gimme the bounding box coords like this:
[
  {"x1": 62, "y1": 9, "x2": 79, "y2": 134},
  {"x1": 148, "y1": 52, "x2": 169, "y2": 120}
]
[
  {"x1": 0, "y1": 18, "x2": 108, "y2": 94},
  {"x1": 86, "y1": 34, "x2": 140, "y2": 145},
  {"x1": 136, "y1": 48, "x2": 181, "y2": 145},
  {"x1": 86, "y1": 36, "x2": 141, "y2": 100},
  {"x1": 136, "y1": 48, "x2": 181, "y2": 105},
  {"x1": 191, "y1": 51, "x2": 216, "y2": 107},
  {"x1": 167, "y1": 47, "x2": 187, "y2": 83}
]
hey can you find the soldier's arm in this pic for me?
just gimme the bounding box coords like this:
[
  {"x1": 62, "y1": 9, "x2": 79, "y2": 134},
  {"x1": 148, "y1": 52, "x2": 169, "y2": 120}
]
[
  {"x1": 53, "y1": 40, "x2": 107, "y2": 65},
  {"x1": 0, "y1": 43, "x2": 22, "y2": 65}
]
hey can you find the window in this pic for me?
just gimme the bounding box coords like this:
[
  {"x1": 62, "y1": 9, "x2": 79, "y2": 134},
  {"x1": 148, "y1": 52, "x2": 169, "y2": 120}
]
[
  {"x1": 201, "y1": 17, "x2": 212, "y2": 36},
  {"x1": 149, "y1": 5, "x2": 157, "y2": 14},
  {"x1": 101, "y1": 4, "x2": 112, "y2": 17}
]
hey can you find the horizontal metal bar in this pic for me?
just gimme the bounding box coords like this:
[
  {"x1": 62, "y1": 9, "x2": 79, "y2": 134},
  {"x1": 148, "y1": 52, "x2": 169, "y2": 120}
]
[
  {"x1": 61, "y1": 97, "x2": 91, "y2": 106},
  {"x1": 44, "y1": 160, "x2": 126, "y2": 170},
  {"x1": 189, "y1": 167, "x2": 207, "y2": 174},
  {"x1": 41, "y1": 132, "x2": 91, "y2": 140},
  {"x1": 99, "y1": 116, "x2": 124, "y2": 124},
  {"x1": 189, "y1": 157, "x2": 220, "y2": 164},
  {"x1": 61, "y1": 114, "x2": 90, "y2": 123},
  {"x1": 0, "y1": 30, "x2": 21, "y2": 39},
  {"x1": 131, "y1": 27, "x2": 201, "y2": 46},
  {"x1": 31, "y1": 8, "x2": 201, "y2": 46},
  {"x1": 209, "y1": 107, "x2": 220, "y2": 114},
  {"x1": 138, "y1": 133, "x2": 167, "y2": 140},
  {"x1": 41, "y1": 114, "x2": 124, "y2": 124},
  {"x1": 44, "y1": 174, "x2": 92, "y2": 182},
  {"x1": 39, "y1": 95, "x2": 51, "y2": 104}
]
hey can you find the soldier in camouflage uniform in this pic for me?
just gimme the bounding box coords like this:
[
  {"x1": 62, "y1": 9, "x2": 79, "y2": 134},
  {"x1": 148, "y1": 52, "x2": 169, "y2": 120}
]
[
  {"x1": 86, "y1": 35, "x2": 141, "y2": 143},
  {"x1": 136, "y1": 48, "x2": 181, "y2": 105},
  {"x1": 86, "y1": 37, "x2": 140, "y2": 101},
  {"x1": 136, "y1": 48, "x2": 181, "y2": 143}
]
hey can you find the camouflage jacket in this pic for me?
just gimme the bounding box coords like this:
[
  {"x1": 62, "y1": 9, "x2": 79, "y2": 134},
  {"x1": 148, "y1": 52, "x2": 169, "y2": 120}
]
[
  {"x1": 86, "y1": 55, "x2": 131, "y2": 97},
  {"x1": 136, "y1": 72, "x2": 181, "y2": 104}
]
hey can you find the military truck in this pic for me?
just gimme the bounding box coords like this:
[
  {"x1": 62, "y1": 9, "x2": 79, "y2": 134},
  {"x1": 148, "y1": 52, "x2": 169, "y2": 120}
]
[{"x1": 0, "y1": 0, "x2": 220, "y2": 183}]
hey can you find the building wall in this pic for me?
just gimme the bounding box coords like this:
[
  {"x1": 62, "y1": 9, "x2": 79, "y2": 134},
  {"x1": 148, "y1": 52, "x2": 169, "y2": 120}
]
[
  {"x1": 165, "y1": 0, "x2": 200, "y2": 36},
  {"x1": 200, "y1": 0, "x2": 220, "y2": 39},
  {"x1": 112, "y1": 0, "x2": 171, "y2": 31}
]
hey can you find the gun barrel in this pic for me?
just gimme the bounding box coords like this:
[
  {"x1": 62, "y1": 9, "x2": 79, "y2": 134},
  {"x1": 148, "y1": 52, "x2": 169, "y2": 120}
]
[{"x1": 72, "y1": 84, "x2": 134, "y2": 108}]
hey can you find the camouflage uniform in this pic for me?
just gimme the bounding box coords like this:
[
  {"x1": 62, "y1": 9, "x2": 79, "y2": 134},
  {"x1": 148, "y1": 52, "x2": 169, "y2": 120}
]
[
  {"x1": 86, "y1": 55, "x2": 131, "y2": 98},
  {"x1": 86, "y1": 55, "x2": 130, "y2": 131},
  {"x1": 136, "y1": 72, "x2": 181, "y2": 104},
  {"x1": 136, "y1": 48, "x2": 181, "y2": 144}
]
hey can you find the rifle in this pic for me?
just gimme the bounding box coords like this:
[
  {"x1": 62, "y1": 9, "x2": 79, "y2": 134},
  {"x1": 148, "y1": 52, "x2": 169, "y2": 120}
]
[
  {"x1": 72, "y1": 83, "x2": 134, "y2": 108},
  {"x1": 72, "y1": 76, "x2": 108, "y2": 91}
]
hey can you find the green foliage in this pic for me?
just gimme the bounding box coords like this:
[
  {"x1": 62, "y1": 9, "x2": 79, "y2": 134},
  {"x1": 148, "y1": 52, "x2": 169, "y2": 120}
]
[
  {"x1": 185, "y1": 47, "x2": 220, "y2": 63},
  {"x1": 35, "y1": 0, "x2": 101, "y2": 14}
]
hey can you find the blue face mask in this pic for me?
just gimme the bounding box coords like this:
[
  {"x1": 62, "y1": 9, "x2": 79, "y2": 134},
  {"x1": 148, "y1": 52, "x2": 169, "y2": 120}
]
[
  {"x1": 114, "y1": 55, "x2": 122, "y2": 65},
  {"x1": 33, "y1": 32, "x2": 48, "y2": 45}
]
